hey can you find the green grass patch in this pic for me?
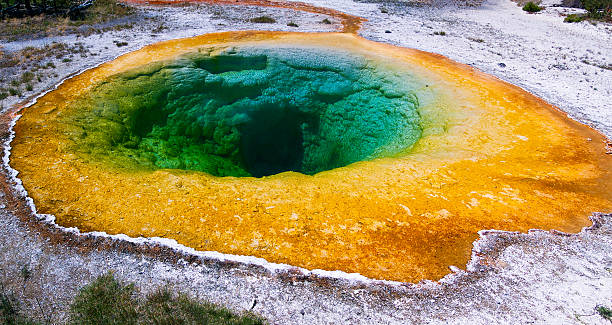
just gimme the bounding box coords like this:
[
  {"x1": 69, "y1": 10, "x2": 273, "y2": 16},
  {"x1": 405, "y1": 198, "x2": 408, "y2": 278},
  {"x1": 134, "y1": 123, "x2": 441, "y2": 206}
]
[
  {"x1": 250, "y1": 16, "x2": 276, "y2": 23},
  {"x1": 564, "y1": 14, "x2": 584, "y2": 22},
  {"x1": 142, "y1": 289, "x2": 264, "y2": 325},
  {"x1": 523, "y1": 1, "x2": 542, "y2": 12},
  {"x1": 582, "y1": 0, "x2": 612, "y2": 19},
  {"x1": 8, "y1": 88, "x2": 20, "y2": 96},
  {"x1": 596, "y1": 305, "x2": 612, "y2": 321},
  {"x1": 0, "y1": 290, "x2": 41, "y2": 325},
  {"x1": 69, "y1": 273, "x2": 139, "y2": 325},
  {"x1": 2, "y1": 270, "x2": 265, "y2": 324},
  {"x1": 20, "y1": 72, "x2": 35, "y2": 83},
  {"x1": 69, "y1": 273, "x2": 266, "y2": 325}
]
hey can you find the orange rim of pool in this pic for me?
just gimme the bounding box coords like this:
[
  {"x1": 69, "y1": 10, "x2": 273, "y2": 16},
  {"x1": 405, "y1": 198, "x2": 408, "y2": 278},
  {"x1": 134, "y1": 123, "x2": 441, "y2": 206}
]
[{"x1": 10, "y1": 32, "x2": 612, "y2": 283}]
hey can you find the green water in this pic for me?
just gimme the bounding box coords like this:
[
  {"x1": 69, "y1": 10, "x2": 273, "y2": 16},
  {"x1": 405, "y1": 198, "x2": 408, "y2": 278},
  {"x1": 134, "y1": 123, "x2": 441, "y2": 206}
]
[{"x1": 64, "y1": 46, "x2": 423, "y2": 177}]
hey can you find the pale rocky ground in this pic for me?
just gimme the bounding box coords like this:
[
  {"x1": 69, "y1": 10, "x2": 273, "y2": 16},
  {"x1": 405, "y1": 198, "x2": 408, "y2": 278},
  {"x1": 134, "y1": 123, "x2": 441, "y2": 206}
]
[{"x1": 0, "y1": 0, "x2": 611, "y2": 324}]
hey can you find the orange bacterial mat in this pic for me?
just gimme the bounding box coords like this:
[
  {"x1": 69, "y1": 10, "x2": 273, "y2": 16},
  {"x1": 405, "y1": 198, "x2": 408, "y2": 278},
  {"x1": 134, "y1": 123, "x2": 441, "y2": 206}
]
[{"x1": 10, "y1": 32, "x2": 612, "y2": 282}]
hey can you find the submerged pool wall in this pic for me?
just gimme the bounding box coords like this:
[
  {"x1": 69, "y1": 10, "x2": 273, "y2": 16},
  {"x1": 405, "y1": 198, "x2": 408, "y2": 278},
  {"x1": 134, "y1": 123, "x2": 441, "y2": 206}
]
[{"x1": 67, "y1": 46, "x2": 423, "y2": 177}]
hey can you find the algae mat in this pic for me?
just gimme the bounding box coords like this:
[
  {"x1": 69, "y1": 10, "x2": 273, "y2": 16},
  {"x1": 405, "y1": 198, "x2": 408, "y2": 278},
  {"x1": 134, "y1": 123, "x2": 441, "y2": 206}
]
[{"x1": 10, "y1": 32, "x2": 612, "y2": 282}]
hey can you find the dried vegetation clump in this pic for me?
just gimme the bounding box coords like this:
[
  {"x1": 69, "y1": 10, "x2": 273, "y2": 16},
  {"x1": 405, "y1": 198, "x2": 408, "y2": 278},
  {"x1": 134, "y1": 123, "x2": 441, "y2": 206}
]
[
  {"x1": 0, "y1": 0, "x2": 135, "y2": 41},
  {"x1": 0, "y1": 42, "x2": 91, "y2": 104}
]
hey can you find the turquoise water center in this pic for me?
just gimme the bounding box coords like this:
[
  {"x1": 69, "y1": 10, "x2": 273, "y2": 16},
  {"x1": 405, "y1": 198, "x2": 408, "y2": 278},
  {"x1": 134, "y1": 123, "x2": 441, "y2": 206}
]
[{"x1": 66, "y1": 46, "x2": 423, "y2": 177}]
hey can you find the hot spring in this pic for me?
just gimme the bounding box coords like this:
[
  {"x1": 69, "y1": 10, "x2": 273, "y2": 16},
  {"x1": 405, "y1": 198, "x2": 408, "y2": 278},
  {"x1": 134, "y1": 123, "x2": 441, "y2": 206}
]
[{"x1": 10, "y1": 32, "x2": 612, "y2": 282}]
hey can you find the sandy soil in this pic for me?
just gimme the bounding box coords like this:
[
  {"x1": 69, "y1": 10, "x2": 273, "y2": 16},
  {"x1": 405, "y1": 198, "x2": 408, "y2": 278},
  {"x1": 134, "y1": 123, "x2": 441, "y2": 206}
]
[{"x1": 0, "y1": 0, "x2": 611, "y2": 323}]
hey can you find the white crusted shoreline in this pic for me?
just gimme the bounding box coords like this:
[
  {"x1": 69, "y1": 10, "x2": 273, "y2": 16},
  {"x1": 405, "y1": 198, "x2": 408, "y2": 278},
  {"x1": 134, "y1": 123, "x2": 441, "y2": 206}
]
[{"x1": 0, "y1": 0, "x2": 611, "y2": 323}]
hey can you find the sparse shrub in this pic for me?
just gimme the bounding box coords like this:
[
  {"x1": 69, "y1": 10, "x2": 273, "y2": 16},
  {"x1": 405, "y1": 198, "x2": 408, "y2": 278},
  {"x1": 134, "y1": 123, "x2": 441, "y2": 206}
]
[
  {"x1": 0, "y1": 289, "x2": 38, "y2": 324},
  {"x1": 523, "y1": 1, "x2": 542, "y2": 12},
  {"x1": 250, "y1": 16, "x2": 276, "y2": 23},
  {"x1": 21, "y1": 72, "x2": 34, "y2": 83},
  {"x1": 582, "y1": 0, "x2": 612, "y2": 19},
  {"x1": 0, "y1": 51, "x2": 19, "y2": 68},
  {"x1": 287, "y1": 22, "x2": 299, "y2": 27},
  {"x1": 1, "y1": 290, "x2": 20, "y2": 324},
  {"x1": 434, "y1": 31, "x2": 447, "y2": 36},
  {"x1": 26, "y1": 84, "x2": 33, "y2": 91},
  {"x1": 152, "y1": 24, "x2": 167, "y2": 33},
  {"x1": 564, "y1": 14, "x2": 584, "y2": 22},
  {"x1": 8, "y1": 88, "x2": 20, "y2": 96},
  {"x1": 321, "y1": 18, "x2": 332, "y2": 24},
  {"x1": 596, "y1": 305, "x2": 612, "y2": 321}
]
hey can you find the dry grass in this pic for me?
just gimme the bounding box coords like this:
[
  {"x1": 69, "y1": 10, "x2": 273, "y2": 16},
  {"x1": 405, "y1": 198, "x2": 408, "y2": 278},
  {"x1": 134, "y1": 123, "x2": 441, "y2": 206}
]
[
  {"x1": 0, "y1": 42, "x2": 90, "y2": 102},
  {"x1": 69, "y1": 273, "x2": 267, "y2": 325},
  {"x1": 0, "y1": 0, "x2": 135, "y2": 41},
  {"x1": 0, "y1": 42, "x2": 88, "y2": 70}
]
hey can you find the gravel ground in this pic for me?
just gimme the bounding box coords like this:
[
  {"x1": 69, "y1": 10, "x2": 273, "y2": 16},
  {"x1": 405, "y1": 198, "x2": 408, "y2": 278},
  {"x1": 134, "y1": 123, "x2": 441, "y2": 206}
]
[
  {"x1": 359, "y1": 0, "x2": 612, "y2": 138},
  {"x1": 0, "y1": 0, "x2": 611, "y2": 324}
]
